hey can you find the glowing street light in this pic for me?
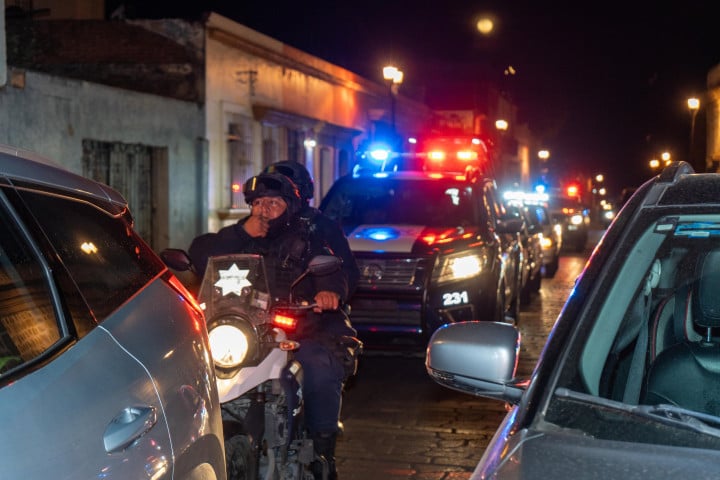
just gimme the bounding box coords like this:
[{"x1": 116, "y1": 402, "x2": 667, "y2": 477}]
[
  {"x1": 476, "y1": 17, "x2": 494, "y2": 35},
  {"x1": 383, "y1": 65, "x2": 404, "y2": 133},
  {"x1": 538, "y1": 149, "x2": 550, "y2": 160},
  {"x1": 688, "y1": 97, "x2": 700, "y2": 163},
  {"x1": 495, "y1": 119, "x2": 508, "y2": 131}
]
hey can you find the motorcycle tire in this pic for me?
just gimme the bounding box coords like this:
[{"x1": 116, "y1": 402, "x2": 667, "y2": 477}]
[{"x1": 226, "y1": 434, "x2": 258, "y2": 480}]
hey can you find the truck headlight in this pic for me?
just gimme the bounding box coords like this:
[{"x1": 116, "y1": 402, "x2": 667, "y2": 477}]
[
  {"x1": 206, "y1": 315, "x2": 257, "y2": 376},
  {"x1": 434, "y1": 251, "x2": 486, "y2": 284}
]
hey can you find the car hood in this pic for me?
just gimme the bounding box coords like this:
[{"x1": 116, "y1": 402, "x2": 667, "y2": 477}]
[
  {"x1": 346, "y1": 224, "x2": 484, "y2": 254},
  {"x1": 476, "y1": 427, "x2": 720, "y2": 479}
]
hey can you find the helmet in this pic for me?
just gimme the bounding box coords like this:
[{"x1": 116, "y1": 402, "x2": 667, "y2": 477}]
[
  {"x1": 262, "y1": 161, "x2": 314, "y2": 203},
  {"x1": 243, "y1": 173, "x2": 302, "y2": 216}
]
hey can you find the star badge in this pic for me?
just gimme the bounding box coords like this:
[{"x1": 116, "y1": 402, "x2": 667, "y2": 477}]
[{"x1": 214, "y1": 263, "x2": 252, "y2": 296}]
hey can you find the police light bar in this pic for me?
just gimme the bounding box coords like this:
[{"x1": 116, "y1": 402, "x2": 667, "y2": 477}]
[{"x1": 503, "y1": 191, "x2": 549, "y2": 204}]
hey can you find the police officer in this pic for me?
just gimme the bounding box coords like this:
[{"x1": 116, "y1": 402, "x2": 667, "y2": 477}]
[
  {"x1": 262, "y1": 160, "x2": 360, "y2": 298},
  {"x1": 188, "y1": 172, "x2": 355, "y2": 480}
]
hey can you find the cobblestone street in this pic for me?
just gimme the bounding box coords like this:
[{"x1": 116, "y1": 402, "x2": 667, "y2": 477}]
[{"x1": 335, "y1": 251, "x2": 591, "y2": 480}]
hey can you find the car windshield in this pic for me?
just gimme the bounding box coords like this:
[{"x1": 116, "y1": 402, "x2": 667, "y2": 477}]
[
  {"x1": 322, "y1": 176, "x2": 478, "y2": 231},
  {"x1": 547, "y1": 211, "x2": 720, "y2": 447}
]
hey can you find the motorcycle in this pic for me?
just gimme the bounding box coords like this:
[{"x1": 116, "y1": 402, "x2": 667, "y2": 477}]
[{"x1": 161, "y1": 249, "x2": 355, "y2": 480}]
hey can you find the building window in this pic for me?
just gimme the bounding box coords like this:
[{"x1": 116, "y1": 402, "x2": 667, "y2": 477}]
[
  {"x1": 82, "y1": 140, "x2": 159, "y2": 247},
  {"x1": 287, "y1": 129, "x2": 303, "y2": 163},
  {"x1": 262, "y1": 124, "x2": 280, "y2": 168},
  {"x1": 228, "y1": 117, "x2": 253, "y2": 209}
]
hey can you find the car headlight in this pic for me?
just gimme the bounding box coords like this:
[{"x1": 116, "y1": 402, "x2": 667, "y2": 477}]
[
  {"x1": 434, "y1": 251, "x2": 487, "y2": 284},
  {"x1": 207, "y1": 315, "x2": 258, "y2": 376},
  {"x1": 540, "y1": 235, "x2": 554, "y2": 249},
  {"x1": 570, "y1": 214, "x2": 583, "y2": 225}
]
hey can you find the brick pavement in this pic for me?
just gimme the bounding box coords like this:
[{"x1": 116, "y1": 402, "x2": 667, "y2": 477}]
[{"x1": 334, "y1": 252, "x2": 589, "y2": 479}]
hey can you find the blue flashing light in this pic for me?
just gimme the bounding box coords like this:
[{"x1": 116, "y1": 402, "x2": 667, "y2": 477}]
[
  {"x1": 370, "y1": 149, "x2": 390, "y2": 161},
  {"x1": 357, "y1": 227, "x2": 399, "y2": 241}
]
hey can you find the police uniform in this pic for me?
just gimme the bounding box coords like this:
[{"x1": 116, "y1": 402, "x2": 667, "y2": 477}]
[{"x1": 188, "y1": 173, "x2": 355, "y2": 479}]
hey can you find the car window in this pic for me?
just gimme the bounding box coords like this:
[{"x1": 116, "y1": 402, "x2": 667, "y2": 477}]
[
  {"x1": 322, "y1": 177, "x2": 477, "y2": 229},
  {"x1": 13, "y1": 190, "x2": 165, "y2": 322},
  {"x1": 0, "y1": 204, "x2": 63, "y2": 376},
  {"x1": 556, "y1": 213, "x2": 720, "y2": 407}
]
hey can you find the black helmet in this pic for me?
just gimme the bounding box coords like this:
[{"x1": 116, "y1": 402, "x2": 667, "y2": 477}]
[
  {"x1": 243, "y1": 173, "x2": 302, "y2": 216},
  {"x1": 262, "y1": 161, "x2": 314, "y2": 203}
]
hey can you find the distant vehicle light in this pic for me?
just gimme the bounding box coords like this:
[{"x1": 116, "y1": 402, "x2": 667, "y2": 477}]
[
  {"x1": 503, "y1": 191, "x2": 549, "y2": 204},
  {"x1": 456, "y1": 150, "x2": 478, "y2": 161},
  {"x1": 566, "y1": 184, "x2": 580, "y2": 197},
  {"x1": 428, "y1": 151, "x2": 446, "y2": 161},
  {"x1": 370, "y1": 149, "x2": 390, "y2": 161},
  {"x1": 570, "y1": 214, "x2": 584, "y2": 225}
]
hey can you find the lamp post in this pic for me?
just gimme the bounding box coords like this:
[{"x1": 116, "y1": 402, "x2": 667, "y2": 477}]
[
  {"x1": 687, "y1": 97, "x2": 700, "y2": 165},
  {"x1": 383, "y1": 65, "x2": 403, "y2": 134}
]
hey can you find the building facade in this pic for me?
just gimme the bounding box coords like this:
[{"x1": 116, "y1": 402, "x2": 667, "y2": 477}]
[{"x1": 1, "y1": 1, "x2": 434, "y2": 250}]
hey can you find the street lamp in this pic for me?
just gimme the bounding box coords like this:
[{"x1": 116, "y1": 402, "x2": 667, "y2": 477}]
[
  {"x1": 383, "y1": 65, "x2": 404, "y2": 133},
  {"x1": 687, "y1": 97, "x2": 700, "y2": 164}
]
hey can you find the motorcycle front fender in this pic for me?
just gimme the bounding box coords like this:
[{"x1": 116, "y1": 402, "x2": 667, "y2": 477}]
[{"x1": 217, "y1": 347, "x2": 289, "y2": 402}]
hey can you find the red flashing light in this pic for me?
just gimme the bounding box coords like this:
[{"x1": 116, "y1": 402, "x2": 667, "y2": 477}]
[
  {"x1": 427, "y1": 151, "x2": 446, "y2": 161},
  {"x1": 419, "y1": 136, "x2": 488, "y2": 173},
  {"x1": 272, "y1": 313, "x2": 297, "y2": 330},
  {"x1": 566, "y1": 184, "x2": 580, "y2": 198},
  {"x1": 456, "y1": 150, "x2": 478, "y2": 161}
]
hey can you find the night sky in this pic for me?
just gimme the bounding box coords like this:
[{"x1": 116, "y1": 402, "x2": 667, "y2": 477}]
[{"x1": 121, "y1": 1, "x2": 719, "y2": 196}]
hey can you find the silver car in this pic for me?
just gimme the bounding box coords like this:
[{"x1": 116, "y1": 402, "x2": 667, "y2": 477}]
[
  {"x1": 427, "y1": 162, "x2": 720, "y2": 478},
  {"x1": 0, "y1": 144, "x2": 226, "y2": 479}
]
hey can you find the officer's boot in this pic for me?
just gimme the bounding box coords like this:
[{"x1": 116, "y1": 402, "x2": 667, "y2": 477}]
[{"x1": 311, "y1": 431, "x2": 338, "y2": 480}]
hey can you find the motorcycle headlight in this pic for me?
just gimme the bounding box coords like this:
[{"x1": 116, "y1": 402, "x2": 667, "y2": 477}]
[
  {"x1": 434, "y1": 251, "x2": 487, "y2": 284},
  {"x1": 207, "y1": 315, "x2": 257, "y2": 376}
]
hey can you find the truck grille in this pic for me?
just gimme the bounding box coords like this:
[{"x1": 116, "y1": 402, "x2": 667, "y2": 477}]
[{"x1": 355, "y1": 256, "x2": 429, "y2": 290}]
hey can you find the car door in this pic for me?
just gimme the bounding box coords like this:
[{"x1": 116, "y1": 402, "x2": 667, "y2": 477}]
[{"x1": 0, "y1": 184, "x2": 173, "y2": 479}]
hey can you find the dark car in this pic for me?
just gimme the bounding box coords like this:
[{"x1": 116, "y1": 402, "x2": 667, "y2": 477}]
[
  {"x1": 529, "y1": 202, "x2": 562, "y2": 278},
  {"x1": 0, "y1": 145, "x2": 226, "y2": 479},
  {"x1": 426, "y1": 162, "x2": 720, "y2": 478},
  {"x1": 550, "y1": 195, "x2": 590, "y2": 252},
  {"x1": 320, "y1": 168, "x2": 522, "y2": 351},
  {"x1": 503, "y1": 202, "x2": 543, "y2": 304}
]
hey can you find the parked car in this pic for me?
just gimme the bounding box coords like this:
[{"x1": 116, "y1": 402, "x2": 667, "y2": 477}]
[
  {"x1": 426, "y1": 162, "x2": 720, "y2": 478},
  {"x1": 502, "y1": 202, "x2": 542, "y2": 304},
  {"x1": 528, "y1": 202, "x2": 562, "y2": 278},
  {"x1": 320, "y1": 168, "x2": 522, "y2": 351},
  {"x1": 0, "y1": 144, "x2": 226, "y2": 480}
]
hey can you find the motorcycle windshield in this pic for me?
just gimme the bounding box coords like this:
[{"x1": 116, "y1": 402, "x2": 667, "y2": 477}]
[{"x1": 197, "y1": 254, "x2": 271, "y2": 322}]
